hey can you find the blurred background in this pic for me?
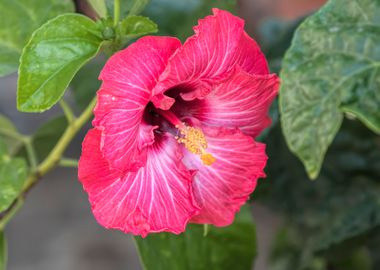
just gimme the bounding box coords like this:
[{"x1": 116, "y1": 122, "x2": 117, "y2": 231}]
[{"x1": 2, "y1": 0, "x2": 380, "y2": 269}]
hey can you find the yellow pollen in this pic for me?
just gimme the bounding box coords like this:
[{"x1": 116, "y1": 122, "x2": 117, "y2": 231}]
[
  {"x1": 177, "y1": 125, "x2": 216, "y2": 166},
  {"x1": 201, "y1": 152, "x2": 216, "y2": 166}
]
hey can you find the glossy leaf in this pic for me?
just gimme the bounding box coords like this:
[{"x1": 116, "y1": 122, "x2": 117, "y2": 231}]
[
  {"x1": 0, "y1": 139, "x2": 28, "y2": 213},
  {"x1": 88, "y1": 0, "x2": 107, "y2": 18},
  {"x1": 135, "y1": 206, "x2": 256, "y2": 270},
  {"x1": 118, "y1": 16, "x2": 158, "y2": 38},
  {"x1": 17, "y1": 14, "x2": 103, "y2": 112},
  {"x1": 0, "y1": 232, "x2": 6, "y2": 270},
  {"x1": 279, "y1": 0, "x2": 380, "y2": 179},
  {"x1": 0, "y1": 0, "x2": 74, "y2": 77}
]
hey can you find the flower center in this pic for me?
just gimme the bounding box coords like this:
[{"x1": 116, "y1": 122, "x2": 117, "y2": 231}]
[
  {"x1": 155, "y1": 109, "x2": 216, "y2": 166},
  {"x1": 175, "y1": 125, "x2": 216, "y2": 166}
]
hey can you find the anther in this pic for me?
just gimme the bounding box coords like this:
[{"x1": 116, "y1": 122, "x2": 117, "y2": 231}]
[{"x1": 176, "y1": 125, "x2": 216, "y2": 166}]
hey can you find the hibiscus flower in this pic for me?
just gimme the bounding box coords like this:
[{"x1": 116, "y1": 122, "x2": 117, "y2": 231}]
[{"x1": 78, "y1": 8, "x2": 279, "y2": 237}]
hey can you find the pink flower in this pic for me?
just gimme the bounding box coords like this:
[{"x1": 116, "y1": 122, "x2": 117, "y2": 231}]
[{"x1": 78, "y1": 9, "x2": 279, "y2": 237}]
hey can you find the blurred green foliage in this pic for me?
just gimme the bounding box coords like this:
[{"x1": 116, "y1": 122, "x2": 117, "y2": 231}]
[
  {"x1": 136, "y1": 206, "x2": 257, "y2": 270},
  {"x1": 256, "y1": 10, "x2": 380, "y2": 270},
  {"x1": 143, "y1": 0, "x2": 235, "y2": 41},
  {"x1": 257, "y1": 118, "x2": 380, "y2": 269}
]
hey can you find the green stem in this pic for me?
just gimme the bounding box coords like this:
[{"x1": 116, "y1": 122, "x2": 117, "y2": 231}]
[
  {"x1": 59, "y1": 158, "x2": 78, "y2": 168},
  {"x1": 59, "y1": 99, "x2": 75, "y2": 124},
  {"x1": 203, "y1": 224, "x2": 209, "y2": 237},
  {"x1": 24, "y1": 97, "x2": 96, "y2": 190},
  {"x1": 0, "y1": 129, "x2": 38, "y2": 170},
  {"x1": 23, "y1": 137, "x2": 37, "y2": 170},
  {"x1": 0, "y1": 197, "x2": 24, "y2": 231},
  {"x1": 0, "y1": 129, "x2": 24, "y2": 142},
  {"x1": 113, "y1": 0, "x2": 120, "y2": 27}
]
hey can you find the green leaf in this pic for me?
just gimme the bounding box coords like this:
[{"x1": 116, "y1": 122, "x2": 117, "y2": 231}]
[
  {"x1": 279, "y1": 0, "x2": 380, "y2": 179},
  {"x1": 118, "y1": 16, "x2": 158, "y2": 38},
  {"x1": 340, "y1": 68, "x2": 380, "y2": 134},
  {"x1": 0, "y1": 0, "x2": 74, "y2": 77},
  {"x1": 0, "y1": 115, "x2": 22, "y2": 155},
  {"x1": 0, "y1": 232, "x2": 6, "y2": 270},
  {"x1": 88, "y1": 0, "x2": 108, "y2": 18},
  {"x1": 0, "y1": 115, "x2": 16, "y2": 135},
  {"x1": 135, "y1": 206, "x2": 256, "y2": 270},
  {"x1": 0, "y1": 140, "x2": 28, "y2": 213},
  {"x1": 71, "y1": 59, "x2": 104, "y2": 110},
  {"x1": 17, "y1": 14, "x2": 104, "y2": 112}
]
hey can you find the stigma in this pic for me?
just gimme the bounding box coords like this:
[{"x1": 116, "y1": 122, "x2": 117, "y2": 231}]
[{"x1": 176, "y1": 125, "x2": 216, "y2": 166}]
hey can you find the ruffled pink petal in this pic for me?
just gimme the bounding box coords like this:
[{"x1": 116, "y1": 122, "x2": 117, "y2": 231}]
[
  {"x1": 78, "y1": 129, "x2": 200, "y2": 237},
  {"x1": 152, "y1": 8, "x2": 269, "y2": 108},
  {"x1": 175, "y1": 69, "x2": 279, "y2": 137},
  {"x1": 93, "y1": 36, "x2": 181, "y2": 171},
  {"x1": 181, "y1": 126, "x2": 267, "y2": 226},
  {"x1": 235, "y1": 31, "x2": 269, "y2": 75}
]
